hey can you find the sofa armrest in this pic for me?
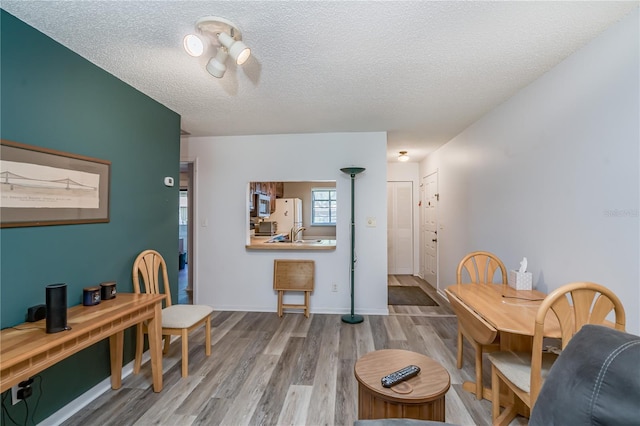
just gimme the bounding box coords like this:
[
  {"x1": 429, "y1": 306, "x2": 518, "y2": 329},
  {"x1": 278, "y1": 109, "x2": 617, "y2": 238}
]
[{"x1": 529, "y1": 324, "x2": 640, "y2": 425}]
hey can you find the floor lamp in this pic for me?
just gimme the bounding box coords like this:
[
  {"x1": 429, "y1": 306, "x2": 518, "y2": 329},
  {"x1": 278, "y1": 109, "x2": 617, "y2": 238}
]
[{"x1": 341, "y1": 167, "x2": 365, "y2": 324}]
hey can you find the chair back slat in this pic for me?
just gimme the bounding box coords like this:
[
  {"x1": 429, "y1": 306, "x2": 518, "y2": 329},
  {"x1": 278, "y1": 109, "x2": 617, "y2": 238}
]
[
  {"x1": 547, "y1": 296, "x2": 576, "y2": 347},
  {"x1": 457, "y1": 251, "x2": 507, "y2": 284},
  {"x1": 590, "y1": 296, "x2": 616, "y2": 325},
  {"x1": 571, "y1": 289, "x2": 599, "y2": 326},
  {"x1": 132, "y1": 249, "x2": 172, "y2": 307}
]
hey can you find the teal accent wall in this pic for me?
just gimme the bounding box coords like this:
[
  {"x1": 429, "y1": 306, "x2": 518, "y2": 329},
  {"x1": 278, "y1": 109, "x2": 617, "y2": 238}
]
[{"x1": 0, "y1": 10, "x2": 181, "y2": 423}]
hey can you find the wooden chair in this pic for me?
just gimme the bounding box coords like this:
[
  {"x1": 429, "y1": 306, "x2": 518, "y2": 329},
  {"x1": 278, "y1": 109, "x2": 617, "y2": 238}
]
[
  {"x1": 488, "y1": 282, "x2": 626, "y2": 426},
  {"x1": 132, "y1": 249, "x2": 214, "y2": 377},
  {"x1": 452, "y1": 251, "x2": 507, "y2": 399},
  {"x1": 456, "y1": 251, "x2": 508, "y2": 285}
]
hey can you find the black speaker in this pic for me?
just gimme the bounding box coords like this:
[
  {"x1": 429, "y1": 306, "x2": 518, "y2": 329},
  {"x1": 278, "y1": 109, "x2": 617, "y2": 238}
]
[
  {"x1": 26, "y1": 304, "x2": 46, "y2": 322},
  {"x1": 46, "y1": 283, "x2": 68, "y2": 333}
]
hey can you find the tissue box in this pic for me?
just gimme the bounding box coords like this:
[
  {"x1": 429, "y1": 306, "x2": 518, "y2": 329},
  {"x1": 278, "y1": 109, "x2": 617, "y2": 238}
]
[{"x1": 508, "y1": 270, "x2": 533, "y2": 291}]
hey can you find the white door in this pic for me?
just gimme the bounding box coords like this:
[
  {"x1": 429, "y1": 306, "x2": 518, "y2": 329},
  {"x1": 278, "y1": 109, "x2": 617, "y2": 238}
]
[
  {"x1": 422, "y1": 172, "x2": 438, "y2": 289},
  {"x1": 419, "y1": 182, "x2": 426, "y2": 280},
  {"x1": 387, "y1": 181, "x2": 413, "y2": 275}
]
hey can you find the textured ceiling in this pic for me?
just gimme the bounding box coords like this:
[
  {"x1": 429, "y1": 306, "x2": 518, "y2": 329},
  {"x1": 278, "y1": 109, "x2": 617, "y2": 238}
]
[{"x1": 2, "y1": 1, "x2": 638, "y2": 162}]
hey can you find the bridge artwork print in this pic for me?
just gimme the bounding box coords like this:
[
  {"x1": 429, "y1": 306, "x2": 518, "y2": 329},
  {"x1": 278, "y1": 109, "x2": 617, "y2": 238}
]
[
  {"x1": 0, "y1": 139, "x2": 111, "y2": 228},
  {"x1": 0, "y1": 160, "x2": 100, "y2": 209}
]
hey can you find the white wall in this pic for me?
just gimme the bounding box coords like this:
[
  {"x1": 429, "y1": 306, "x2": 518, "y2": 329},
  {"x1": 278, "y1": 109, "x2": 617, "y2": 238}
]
[
  {"x1": 182, "y1": 132, "x2": 389, "y2": 315},
  {"x1": 421, "y1": 9, "x2": 639, "y2": 333},
  {"x1": 387, "y1": 162, "x2": 421, "y2": 276}
]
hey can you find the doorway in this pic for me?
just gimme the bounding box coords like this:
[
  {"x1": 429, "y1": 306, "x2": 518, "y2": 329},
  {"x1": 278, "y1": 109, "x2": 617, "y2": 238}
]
[
  {"x1": 421, "y1": 171, "x2": 439, "y2": 291},
  {"x1": 179, "y1": 162, "x2": 194, "y2": 304}
]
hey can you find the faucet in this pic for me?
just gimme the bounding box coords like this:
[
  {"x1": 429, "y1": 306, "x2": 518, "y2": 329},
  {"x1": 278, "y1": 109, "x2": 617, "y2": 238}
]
[{"x1": 290, "y1": 226, "x2": 306, "y2": 242}]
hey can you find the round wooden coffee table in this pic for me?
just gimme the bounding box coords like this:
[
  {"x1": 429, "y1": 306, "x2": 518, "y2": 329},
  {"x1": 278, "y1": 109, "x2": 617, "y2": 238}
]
[{"x1": 354, "y1": 349, "x2": 451, "y2": 421}]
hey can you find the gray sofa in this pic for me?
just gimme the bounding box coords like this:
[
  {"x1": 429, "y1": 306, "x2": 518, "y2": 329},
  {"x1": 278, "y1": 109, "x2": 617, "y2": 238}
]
[{"x1": 355, "y1": 325, "x2": 640, "y2": 426}]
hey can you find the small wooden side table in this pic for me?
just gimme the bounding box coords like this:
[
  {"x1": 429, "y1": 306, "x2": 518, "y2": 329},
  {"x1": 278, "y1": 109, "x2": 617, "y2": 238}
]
[
  {"x1": 354, "y1": 349, "x2": 451, "y2": 421},
  {"x1": 273, "y1": 259, "x2": 315, "y2": 317}
]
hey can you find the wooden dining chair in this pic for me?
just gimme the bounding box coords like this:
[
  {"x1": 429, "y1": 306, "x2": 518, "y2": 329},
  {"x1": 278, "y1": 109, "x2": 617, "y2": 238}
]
[
  {"x1": 132, "y1": 249, "x2": 214, "y2": 378},
  {"x1": 452, "y1": 251, "x2": 507, "y2": 399},
  {"x1": 456, "y1": 251, "x2": 508, "y2": 285},
  {"x1": 488, "y1": 281, "x2": 626, "y2": 426}
]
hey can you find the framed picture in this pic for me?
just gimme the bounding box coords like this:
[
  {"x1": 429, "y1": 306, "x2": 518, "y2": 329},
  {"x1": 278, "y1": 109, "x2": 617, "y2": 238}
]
[{"x1": 1, "y1": 139, "x2": 111, "y2": 228}]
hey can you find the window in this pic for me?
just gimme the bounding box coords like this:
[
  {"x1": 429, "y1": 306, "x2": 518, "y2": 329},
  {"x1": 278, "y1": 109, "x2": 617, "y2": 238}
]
[{"x1": 311, "y1": 188, "x2": 337, "y2": 225}]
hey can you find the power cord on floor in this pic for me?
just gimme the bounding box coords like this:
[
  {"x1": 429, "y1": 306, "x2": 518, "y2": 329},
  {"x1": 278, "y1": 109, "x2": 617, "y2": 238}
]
[
  {"x1": 1, "y1": 390, "x2": 22, "y2": 426},
  {"x1": 31, "y1": 376, "x2": 43, "y2": 425}
]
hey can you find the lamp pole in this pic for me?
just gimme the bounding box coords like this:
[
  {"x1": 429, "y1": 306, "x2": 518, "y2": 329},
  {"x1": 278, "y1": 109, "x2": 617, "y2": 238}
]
[{"x1": 340, "y1": 167, "x2": 365, "y2": 324}]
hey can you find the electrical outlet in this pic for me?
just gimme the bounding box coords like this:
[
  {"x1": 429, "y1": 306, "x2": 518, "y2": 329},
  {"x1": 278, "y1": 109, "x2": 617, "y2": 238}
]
[
  {"x1": 11, "y1": 378, "x2": 33, "y2": 405},
  {"x1": 11, "y1": 385, "x2": 19, "y2": 405},
  {"x1": 331, "y1": 283, "x2": 338, "y2": 292}
]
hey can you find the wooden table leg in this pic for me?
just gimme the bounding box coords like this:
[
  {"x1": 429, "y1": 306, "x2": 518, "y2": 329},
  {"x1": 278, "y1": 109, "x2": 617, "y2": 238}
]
[
  {"x1": 109, "y1": 331, "x2": 124, "y2": 389},
  {"x1": 147, "y1": 302, "x2": 163, "y2": 392},
  {"x1": 462, "y1": 381, "x2": 493, "y2": 400},
  {"x1": 304, "y1": 291, "x2": 310, "y2": 318}
]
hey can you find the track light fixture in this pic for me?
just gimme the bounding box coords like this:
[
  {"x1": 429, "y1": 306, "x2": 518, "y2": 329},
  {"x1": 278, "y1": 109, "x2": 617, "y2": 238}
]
[
  {"x1": 206, "y1": 49, "x2": 228, "y2": 78},
  {"x1": 398, "y1": 151, "x2": 410, "y2": 162},
  {"x1": 183, "y1": 16, "x2": 251, "y2": 79},
  {"x1": 217, "y1": 32, "x2": 250, "y2": 65}
]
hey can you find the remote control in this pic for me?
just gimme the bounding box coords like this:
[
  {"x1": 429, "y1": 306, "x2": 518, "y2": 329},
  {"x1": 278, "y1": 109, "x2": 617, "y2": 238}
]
[{"x1": 381, "y1": 364, "x2": 421, "y2": 388}]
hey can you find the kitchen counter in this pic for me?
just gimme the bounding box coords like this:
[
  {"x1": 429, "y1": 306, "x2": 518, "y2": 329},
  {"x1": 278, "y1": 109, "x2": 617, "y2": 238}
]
[{"x1": 247, "y1": 236, "x2": 336, "y2": 250}]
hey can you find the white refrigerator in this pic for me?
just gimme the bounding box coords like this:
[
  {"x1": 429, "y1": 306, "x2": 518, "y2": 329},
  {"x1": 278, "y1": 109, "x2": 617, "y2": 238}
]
[{"x1": 270, "y1": 198, "x2": 302, "y2": 237}]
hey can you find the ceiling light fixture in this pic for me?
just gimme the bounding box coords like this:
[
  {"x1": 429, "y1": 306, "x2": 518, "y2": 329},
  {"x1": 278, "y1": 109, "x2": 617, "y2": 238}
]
[
  {"x1": 217, "y1": 32, "x2": 250, "y2": 65},
  {"x1": 206, "y1": 49, "x2": 228, "y2": 78},
  {"x1": 398, "y1": 151, "x2": 410, "y2": 162},
  {"x1": 183, "y1": 16, "x2": 251, "y2": 79}
]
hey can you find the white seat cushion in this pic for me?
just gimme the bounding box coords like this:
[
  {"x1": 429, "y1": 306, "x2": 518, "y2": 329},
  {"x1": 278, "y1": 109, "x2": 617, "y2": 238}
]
[
  {"x1": 161, "y1": 304, "x2": 213, "y2": 329},
  {"x1": 488, "y1": 351, "x2": 558, "y2": 393}
]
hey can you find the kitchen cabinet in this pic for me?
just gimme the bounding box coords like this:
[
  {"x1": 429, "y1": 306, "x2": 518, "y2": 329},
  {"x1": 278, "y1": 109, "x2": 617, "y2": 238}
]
[
  {"x1": 249, "y1": 182, "x2": 282, "y2": 215},
  {"x1": 249, "y1": 182, "x2": 256, "y2": 213}
]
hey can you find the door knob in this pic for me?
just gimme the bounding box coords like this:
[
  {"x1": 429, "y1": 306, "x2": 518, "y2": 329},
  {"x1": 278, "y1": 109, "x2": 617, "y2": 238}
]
[{"x1": 432, "y1": 238, "x2": 438, "y2": 242}]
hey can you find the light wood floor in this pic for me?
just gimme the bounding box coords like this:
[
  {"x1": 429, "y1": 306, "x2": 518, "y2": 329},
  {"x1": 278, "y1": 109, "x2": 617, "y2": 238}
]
[{"x1": 62, "y1": 275, "x2": 524, "y2": 426}]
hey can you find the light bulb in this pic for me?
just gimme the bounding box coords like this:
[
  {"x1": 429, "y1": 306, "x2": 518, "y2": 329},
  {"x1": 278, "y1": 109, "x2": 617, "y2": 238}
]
[
  {"x1": 218, "y1": 32, "x2": 251, "y2": 65},
  {"x1": 398, "y1": 151, "x2": 410, "y2": 162},
  {"x1": 183, "y1": 34, "x2": 205, "y2": 57}
]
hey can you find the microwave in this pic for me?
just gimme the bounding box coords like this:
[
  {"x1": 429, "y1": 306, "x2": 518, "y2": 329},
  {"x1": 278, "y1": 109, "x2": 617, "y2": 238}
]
[
  {"x1": 255, "y1": 193, "x2": 271, "y2": 217},
  {"x1": 255, "y1": 221, "x2": 277, "y2": 236}
]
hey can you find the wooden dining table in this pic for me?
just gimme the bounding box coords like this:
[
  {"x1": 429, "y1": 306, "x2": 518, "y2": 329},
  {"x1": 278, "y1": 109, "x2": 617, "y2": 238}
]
[{"x1": 445, "y1": 283, "x2": 561, "y2": 404}]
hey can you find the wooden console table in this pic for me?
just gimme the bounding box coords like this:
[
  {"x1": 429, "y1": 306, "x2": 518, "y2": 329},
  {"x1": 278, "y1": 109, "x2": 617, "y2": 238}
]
[{"x1": 0, "y1": 293, "x2": 165, "y2": 393}]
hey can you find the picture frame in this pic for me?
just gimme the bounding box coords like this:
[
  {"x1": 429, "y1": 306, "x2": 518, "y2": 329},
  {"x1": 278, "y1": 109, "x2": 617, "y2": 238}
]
[{"x1": 1, "y1": 139, "x2": 111, "y2": 228}]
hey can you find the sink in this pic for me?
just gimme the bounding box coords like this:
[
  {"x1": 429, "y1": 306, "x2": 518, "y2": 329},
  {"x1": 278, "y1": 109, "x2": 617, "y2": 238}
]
[
  {"x1": 250, "y1": 237, "x2": 336, "y2": 250},
  {"x1": 272, "y1": 239, "x2": 322, "y2": 244}
]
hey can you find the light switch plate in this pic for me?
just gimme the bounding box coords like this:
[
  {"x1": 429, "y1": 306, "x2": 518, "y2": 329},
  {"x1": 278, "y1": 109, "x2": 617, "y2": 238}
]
[
  {"x1": 366, "y1": 217, "x2": 376, "y2": 227},
  {"x1": 164, "y1": 176, "x2": 174, "y2": 187}
]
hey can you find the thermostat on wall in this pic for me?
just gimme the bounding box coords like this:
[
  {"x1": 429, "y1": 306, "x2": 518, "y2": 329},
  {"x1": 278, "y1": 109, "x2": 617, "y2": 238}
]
[{"x1": 164, "y1": 177, "x2": 174, "y2": 187}]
